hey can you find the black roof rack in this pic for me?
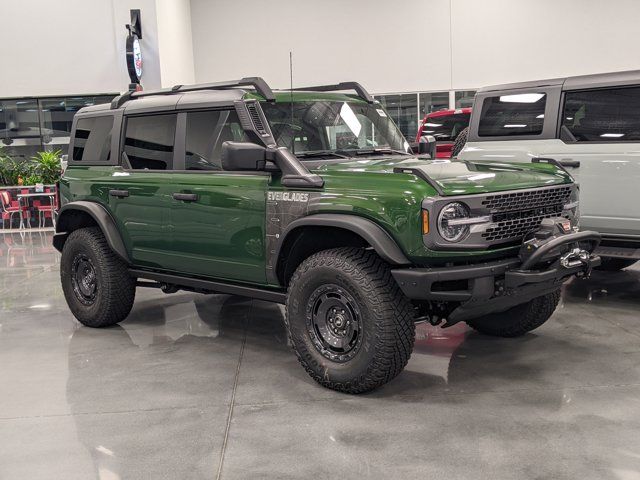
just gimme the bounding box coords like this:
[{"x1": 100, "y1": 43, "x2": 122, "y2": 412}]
[
  {"x1": 291, "y1": 82, "x2": 374, "y2": 103},
  {"x1": 110, "y1": 76, "x2": 275, "y2": 109}
]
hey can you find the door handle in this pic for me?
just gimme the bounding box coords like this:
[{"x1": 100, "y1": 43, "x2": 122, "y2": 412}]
[
  {"x1": 559, "y1": 159, "x2": 580, "y2": 168},
  {"x1": 172, "y1": 193, "x2": 198, "y2": 202},
  {"x1": 109, "y1": 189, "x2": 129, "y2": 198}
]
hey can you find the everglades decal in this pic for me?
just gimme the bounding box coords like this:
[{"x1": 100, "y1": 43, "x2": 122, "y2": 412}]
[
  {"x1": 265, "y1": 190, "x2": 319, "y2": 278},
  {"x1": 267, "y1": 191, "x2": 309, "y2": 202}
]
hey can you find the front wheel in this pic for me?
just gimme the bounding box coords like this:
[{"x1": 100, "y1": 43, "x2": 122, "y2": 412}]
[
  {"x1": 285, "y1": 248, "x2": 416, "y2": 393},
  {"x1": 466, "y1": 289, "x2": 561, "y2": 338},
  {"x1": 61, "y1": 227, "x2": 136, "y2": 328}
]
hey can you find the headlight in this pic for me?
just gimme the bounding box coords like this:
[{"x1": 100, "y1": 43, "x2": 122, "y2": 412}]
[{"x1": 437, "y1": 202, "x2": 471, "y2": 242}]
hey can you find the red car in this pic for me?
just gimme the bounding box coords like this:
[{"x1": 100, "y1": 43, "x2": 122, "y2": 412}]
[{"x1": 415, "y1": 108, "x2": 471, "y2": 159}]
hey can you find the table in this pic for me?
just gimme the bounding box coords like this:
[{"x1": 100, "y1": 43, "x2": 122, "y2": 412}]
[{"x1": 17, "y1": 192, "x2": 56, "y2": 229}]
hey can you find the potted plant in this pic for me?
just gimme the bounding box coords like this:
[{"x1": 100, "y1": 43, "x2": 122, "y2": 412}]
[{"x1": 31, "y1": 150, "x2": 63, "y2": 185}]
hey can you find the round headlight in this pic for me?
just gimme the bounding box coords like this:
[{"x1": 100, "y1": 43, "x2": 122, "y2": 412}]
[{"x1": 438, "y1": 202, "x2": 471, "y2": 242}]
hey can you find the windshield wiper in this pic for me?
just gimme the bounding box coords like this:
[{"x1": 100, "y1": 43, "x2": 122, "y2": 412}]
[
  {"x1": 348, "y1": 148, "x2": 411, "y2": 156},
  {"x1": 295, "y1": 150, "x2": 350, "y2": 159}
]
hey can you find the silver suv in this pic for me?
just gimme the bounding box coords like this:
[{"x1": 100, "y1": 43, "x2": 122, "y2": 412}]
[{"x1": 456, "y1": 70, "x2": 640, "y2": 270}]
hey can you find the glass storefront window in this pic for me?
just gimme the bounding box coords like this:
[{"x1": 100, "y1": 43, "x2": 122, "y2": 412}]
[
  {"x1": 0, "y1": 94, "x2": 115, "y2": 162},
  {"x1": 418, "y1": 92, "x2": 450, "y2": 117},
  {"x1": 455, "y1": 90, "x2": 476, "y2": 108},
  {"x1": 375, "y1": 93, "x2": 418, "y2": 141},
  {"x1": 0, "y1": 99, "x2": 42, "y2": 160},
  {"x1": 39, "y1": 96, "x2": 114, "y2": 149}
]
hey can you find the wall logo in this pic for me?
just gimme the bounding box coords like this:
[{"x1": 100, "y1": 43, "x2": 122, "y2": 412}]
[
  {"x1": 268, "y1": 191, "x2": 309, "y2": 202},
  {"x1": 125, "y1": 9, "x2": 143, "y2": 89}
]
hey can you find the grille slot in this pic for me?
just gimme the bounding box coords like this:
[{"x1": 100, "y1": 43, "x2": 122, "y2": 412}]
[
  {"x1": 246, "y1": 103, "x2": 267, "y2": 134},
  {"x1": 481, "y1": 185, "x2": 572, "y2": 213}
]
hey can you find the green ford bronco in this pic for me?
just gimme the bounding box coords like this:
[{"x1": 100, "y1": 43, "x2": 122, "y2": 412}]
[{"x1": 54, "y1": 77, "x2": 601, "y2": 393}]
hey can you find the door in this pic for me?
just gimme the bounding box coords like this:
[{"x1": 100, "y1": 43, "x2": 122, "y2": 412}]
[
  {"x1": 539, "y1": 87, "x2": 640, "y2": 236},
  {"x1": 108, "y1": 113, "x2": 178, "y2": 267},
  {"x1": 166, "y1": 109, "x2": 269, "y2": 284}
]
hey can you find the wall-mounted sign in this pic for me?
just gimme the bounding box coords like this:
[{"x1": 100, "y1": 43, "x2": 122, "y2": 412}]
[
  {"x1": 126, "y1": 34, "x2": 143, "y2": 83},
  {"x1": 125, "y1": 9, "x2": 143, "y2": 91}
]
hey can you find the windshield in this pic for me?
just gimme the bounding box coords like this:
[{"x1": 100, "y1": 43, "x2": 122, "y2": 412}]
[
  {"x1": 261, "y1": 101, "x2": 409, "y2": 157},
  {"x1": 420, "y1": 112, "x2": 470, "y2": 141}
]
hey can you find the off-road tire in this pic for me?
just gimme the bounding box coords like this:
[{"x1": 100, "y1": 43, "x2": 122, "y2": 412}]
[
  {"x1": 466, "y1": 289, "x2": 561, "y2": 338},
  {"x1": 451, "y1": 126, "x2": 469, "y2": 158},
  {"x1": 61, "y1": 227, "x2": 136, "y2": 328},
  {"x1": 595, "y1": 257, "x2": 637, "y2": 271},
  {"x1": 285, "y1": 248, "x2": 415, "y2": 393}
]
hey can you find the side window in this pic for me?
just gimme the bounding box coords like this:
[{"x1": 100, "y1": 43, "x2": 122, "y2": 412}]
[
  {"x1": 562, "y1": 87, "x2": 640, "y2": 142},
  {"x1": 184, "y1": 110, "x2": 249, "y2": 170},
  {"x1": 478, "y1": 92, "x2": 546, "y2": 137},
  {"x1": 124, "y1": 114, "x2": 177, "y2": 170},
  {"x1": 72, "y1": 116, "x2": 113, "y2": 162}
]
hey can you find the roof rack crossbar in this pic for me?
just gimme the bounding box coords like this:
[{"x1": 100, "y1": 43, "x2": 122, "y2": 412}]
[
  {"x1": 110, "y1": 76, "x2": 275, "y2": 109},
  {"x1": 292, "y1": 82, "x2": 374, "y2": 103}
]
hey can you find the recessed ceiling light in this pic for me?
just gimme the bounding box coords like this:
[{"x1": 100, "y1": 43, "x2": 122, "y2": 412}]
[
  {"x1": 504, "y1": 124, "x2": 527, "y2": 128},
  {"x1": 601, "y1": 133, "x2": 624, "y2": 138}
]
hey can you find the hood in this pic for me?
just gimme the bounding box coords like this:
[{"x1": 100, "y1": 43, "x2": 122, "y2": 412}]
[{"x1": 313, "y1": 156, "x2": 572, "y2": 195}]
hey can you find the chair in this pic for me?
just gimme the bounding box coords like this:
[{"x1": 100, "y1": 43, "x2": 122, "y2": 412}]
[
  {"x1": 1, "y1": 191, "x2": 27, "y2": 229},
  {"x1": 35, "y1": 187, "x2": 58, "y2": 228}
]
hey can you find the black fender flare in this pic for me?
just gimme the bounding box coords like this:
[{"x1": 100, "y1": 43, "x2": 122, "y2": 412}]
[
  {"x1": 274, "y1": 214, "x2": 411, "y2": 279},
  {"x1": 53, "y1": 201, "x2": 130, "y2": 263}
]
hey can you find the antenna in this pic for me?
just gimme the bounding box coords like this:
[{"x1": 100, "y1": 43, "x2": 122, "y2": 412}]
[{"x1": 289, "y1": 51, "x2": 295, "y2": 154}]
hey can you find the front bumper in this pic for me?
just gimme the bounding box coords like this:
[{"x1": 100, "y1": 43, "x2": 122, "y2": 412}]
[{"x1": 392, "y1": 230, "x2": 601, "y2": 324}]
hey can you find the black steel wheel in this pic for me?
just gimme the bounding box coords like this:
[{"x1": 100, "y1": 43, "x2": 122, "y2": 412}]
[
  {"x1": 286, "y1": 247, "x2": 415, "y2": 394},
  {"x1": 307, "y1": 284, "x2": 363, "y2": 362},
  {"x1": 71, "y1": 254, "x2": 98, "y2": 306}
]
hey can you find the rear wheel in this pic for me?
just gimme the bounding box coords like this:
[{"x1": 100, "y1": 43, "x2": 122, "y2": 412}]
[
  {"x1": 595, "y1": 257, "x2": 638, "y2": 271},
  {"x1": 466, "y1": 289, "x2": 561, "y2": 338},
  {"x1": 61, "y1": 227, "x2": 136, "y2": 327},
  {"x1": 285, "y1": 248, "x2": 415, "y2": 393}
]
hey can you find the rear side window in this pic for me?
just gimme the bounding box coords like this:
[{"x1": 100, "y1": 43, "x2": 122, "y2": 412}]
[
  {"x1": 478, "y1": 92, "x2": 546, "y2": 137},
  {"x1": 72, "y1": 116, "x2": 113, "y2": 162},
  {"x1": 184, "y1": 110, "x2": 249, "y2": 170},
  {"x1": 562, "y1": 87, "x2": 640, "y2": 142},
  {"x1": 124, "y1": 114, "x2": 177, "y2": 170}
]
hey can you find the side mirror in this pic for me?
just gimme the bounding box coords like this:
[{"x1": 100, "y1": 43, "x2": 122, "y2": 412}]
[
  {"x1": 418, "y1": 135, "x2": 437, "y2": 159},
  {"x1": 220, "y1": 141, "x2": 324, "y2": 188},
  {"x1": 221, "y1": 142, "x2": 267, "y2": 171}
]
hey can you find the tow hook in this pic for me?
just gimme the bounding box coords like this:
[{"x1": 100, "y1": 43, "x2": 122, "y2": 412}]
[{"x1": 561, "y1": 247, "x2": 593, "y2": 278}]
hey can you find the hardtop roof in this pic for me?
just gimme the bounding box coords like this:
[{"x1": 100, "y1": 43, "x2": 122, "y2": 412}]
[{"x1": 477, "y1": 69, "x2": 640, "y2": 93}]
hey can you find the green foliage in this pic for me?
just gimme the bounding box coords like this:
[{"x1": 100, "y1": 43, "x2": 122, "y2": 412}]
[
  {"x1": 0, "y1": 149, "x2": 34, "y2": 186},
  {"x1": 31, "y1": 150, "x2": 62, "y2": 185},
  {"x1": 0, "y1": 148, "x2": 62, "y2": 186}
]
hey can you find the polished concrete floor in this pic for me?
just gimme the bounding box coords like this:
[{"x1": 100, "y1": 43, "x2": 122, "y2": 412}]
[{"x1": 1, "y1": 231, "x2": 640, "y2": 480}]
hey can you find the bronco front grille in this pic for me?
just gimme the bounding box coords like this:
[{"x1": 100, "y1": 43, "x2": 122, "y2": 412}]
[
  {"x1": 481, "y1": 185, "x2": 572, "y2": 213},
  {"x1": 481, "y1": 186, "x2": 571, "y2": 242}
]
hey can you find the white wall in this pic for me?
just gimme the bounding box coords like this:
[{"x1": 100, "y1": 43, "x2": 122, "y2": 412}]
[
  {"x1": 1, "y1": 0, "x2": 639, "y2": 97},
  {"x1": 156, "y1": 0, "x2": 195, "y2": 87},
  {"x1": 0, "y1": 0, "x2": 163, "y2": 97},
  {"x1": 450, "y1": 0, "x2": 640, "y2": 90},
  {"x1": 191, "y1": 0, "x2": 640, "y2": 94}
]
